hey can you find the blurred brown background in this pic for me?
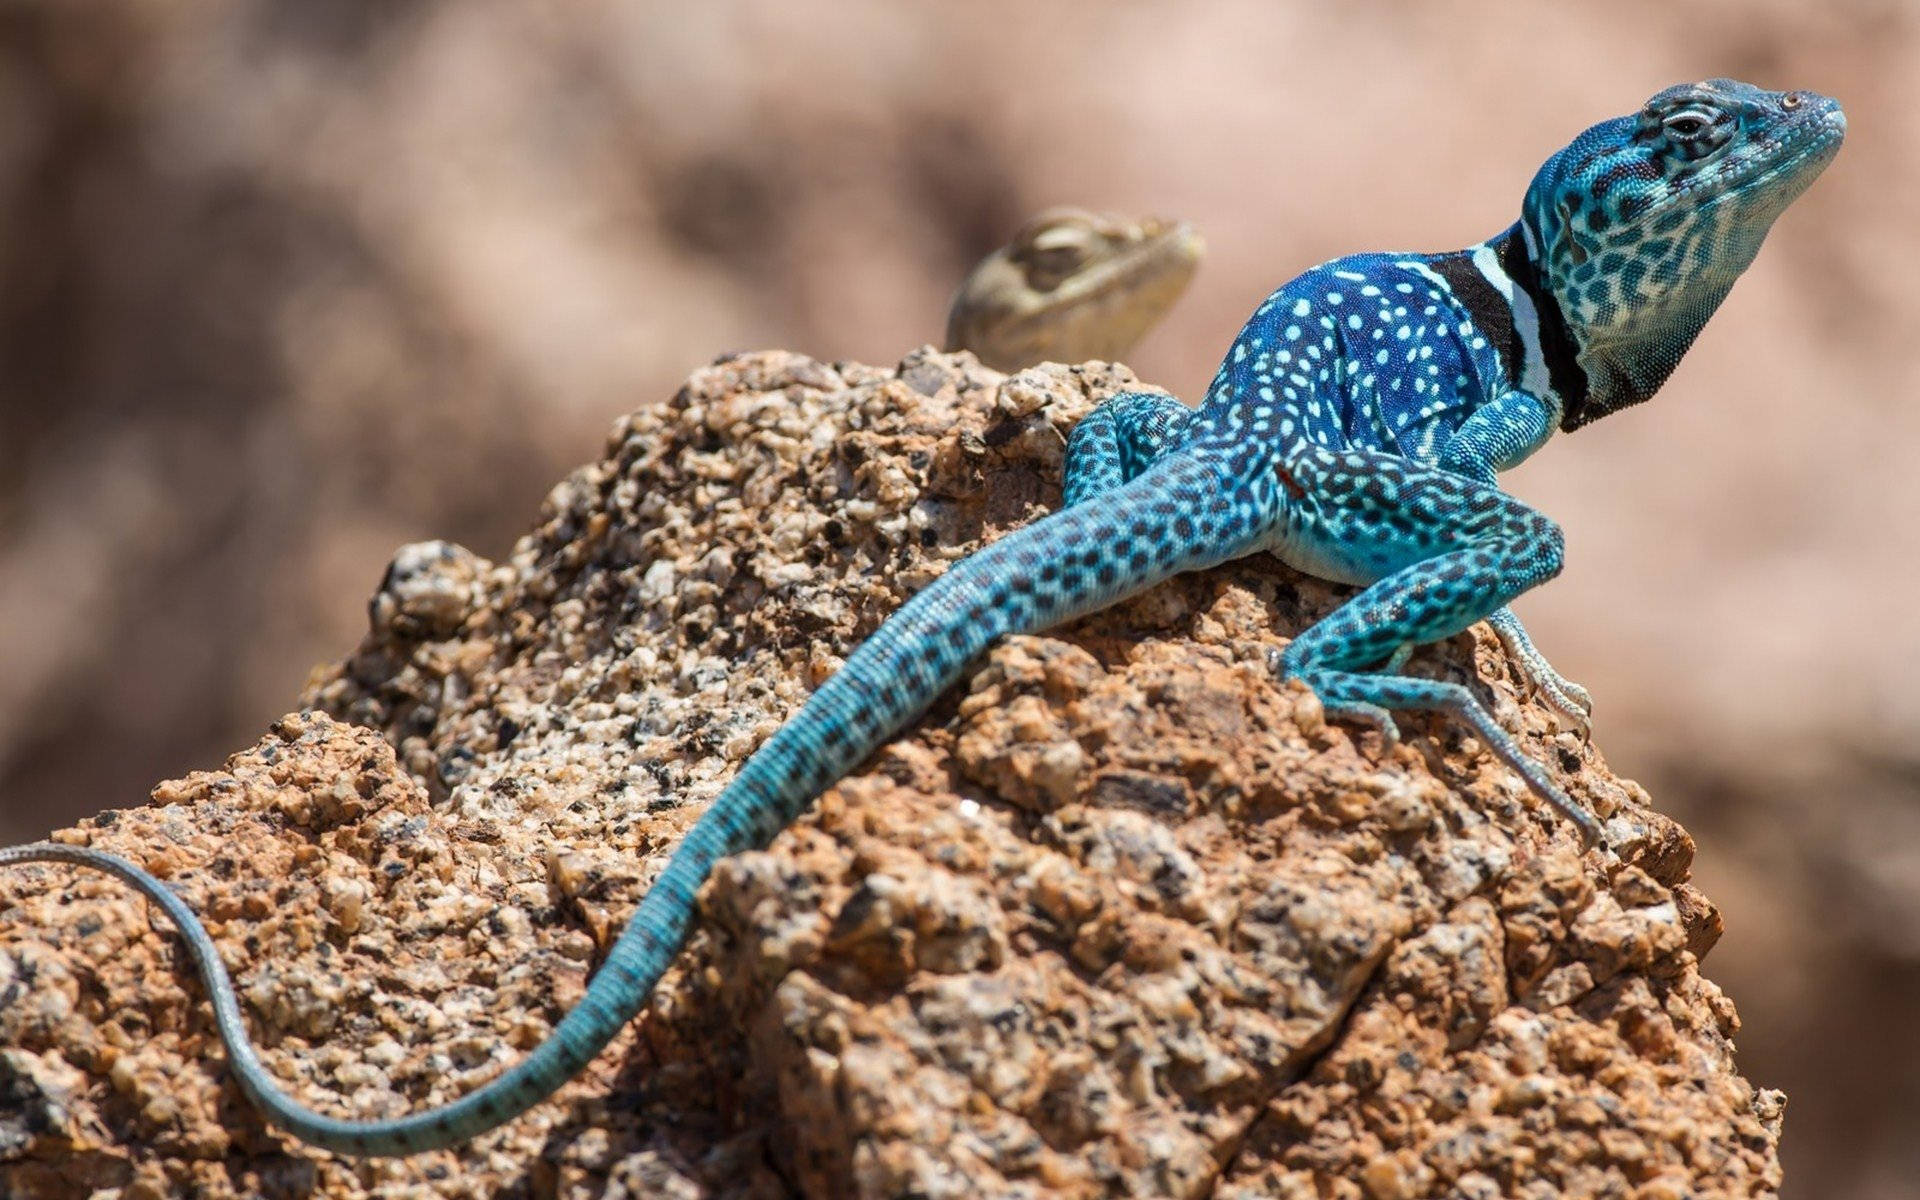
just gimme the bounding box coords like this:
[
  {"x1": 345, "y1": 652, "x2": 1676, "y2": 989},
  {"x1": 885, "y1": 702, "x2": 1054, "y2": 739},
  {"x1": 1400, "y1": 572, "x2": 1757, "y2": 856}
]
[{"x1": 0, "y1": 1, "x2": 1912, "y2": 1194}]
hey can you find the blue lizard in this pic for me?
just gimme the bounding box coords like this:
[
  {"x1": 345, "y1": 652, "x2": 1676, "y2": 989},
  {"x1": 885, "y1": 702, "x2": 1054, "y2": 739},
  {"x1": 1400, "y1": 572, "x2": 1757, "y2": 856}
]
[{"x1": 0, "y1": 80, "x2": 1843, "y2": 1156}]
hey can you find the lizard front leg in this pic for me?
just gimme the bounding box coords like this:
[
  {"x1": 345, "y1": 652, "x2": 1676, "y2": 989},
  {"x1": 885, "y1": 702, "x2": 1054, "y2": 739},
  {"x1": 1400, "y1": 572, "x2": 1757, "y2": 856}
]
[
  {"x1": 1437, "y1": 393, "x2": 1593, "y2": 736},
  {"x1": 1063, "y1": 390, "x2": 1192, "y2": 506},
  {"x1": 1275, "y1": 445, "x2": 1602, "y2": 846}
]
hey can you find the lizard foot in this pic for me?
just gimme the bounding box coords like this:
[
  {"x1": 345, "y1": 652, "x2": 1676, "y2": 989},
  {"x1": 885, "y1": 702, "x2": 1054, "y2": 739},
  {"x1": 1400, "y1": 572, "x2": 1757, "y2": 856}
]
[
  {"x1": 1287, "y1": 662, "x2": 1604, "y2": 849},
  {"x1": 1486, "y1": 610, "x2": 1593, "y2": 740},
  {"x1": 1269, "y1": 645, "x2": 1401, "y2": 746},
  {"x1": 1321, "y1": 699, "x2": 1403, "y2": 748}
]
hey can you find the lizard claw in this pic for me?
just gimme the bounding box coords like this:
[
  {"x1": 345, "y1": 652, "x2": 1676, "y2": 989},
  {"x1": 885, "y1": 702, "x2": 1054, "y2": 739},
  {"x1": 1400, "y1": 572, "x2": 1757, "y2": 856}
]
[
  {"x1": 1534, "y1": 675, "x2": 1594, "y2": 742},
  {"x1": 1323, "y1": 699, "x2": 1402, "y2": 748},
  {"x1": 1486, "y1": 611, "x2": 1593, "y2": 740},
  {"x1": 1268, "y1": 647, "x2": 1403, "y2": 746}
]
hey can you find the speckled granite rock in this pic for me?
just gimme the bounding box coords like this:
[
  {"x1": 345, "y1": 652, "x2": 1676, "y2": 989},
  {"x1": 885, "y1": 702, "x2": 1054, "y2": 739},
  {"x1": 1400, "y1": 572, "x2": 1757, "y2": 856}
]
[{"x1": 0, "y1": 349, "x2": 1778, "y2": 1198}]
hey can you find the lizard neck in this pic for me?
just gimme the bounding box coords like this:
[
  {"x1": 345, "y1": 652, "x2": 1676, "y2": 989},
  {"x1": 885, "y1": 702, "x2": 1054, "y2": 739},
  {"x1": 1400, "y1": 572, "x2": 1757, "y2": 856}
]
[
  {"x1": 1428, "y1": 225, "x2": 1587, "y2": 425},
  {"x1": 1504, "y1": 216, "x2": 1736, "y2": 433},
  {"x1": 1492, "y1": 225, "x2": 1589, "y2": 427}
]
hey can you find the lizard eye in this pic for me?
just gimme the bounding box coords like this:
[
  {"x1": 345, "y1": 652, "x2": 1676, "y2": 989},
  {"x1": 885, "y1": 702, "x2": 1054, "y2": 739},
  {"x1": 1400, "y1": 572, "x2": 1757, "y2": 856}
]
[
  {"x1": 1021, "y1": 245, "x2": 1091, "y2": 290},
  {"x1": 1662, "y1": 110, "x2": 1713, "y2": 139},
  {"x1": 1015, "y1": 227, "x2": 1101, "y2": 291}
]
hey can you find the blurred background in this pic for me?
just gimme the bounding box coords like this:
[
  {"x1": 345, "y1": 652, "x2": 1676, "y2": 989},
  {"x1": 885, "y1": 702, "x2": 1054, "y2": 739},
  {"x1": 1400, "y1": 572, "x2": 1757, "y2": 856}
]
[{"x1": 0, "y1": 1, "x2": 1912, "y2": 1194}]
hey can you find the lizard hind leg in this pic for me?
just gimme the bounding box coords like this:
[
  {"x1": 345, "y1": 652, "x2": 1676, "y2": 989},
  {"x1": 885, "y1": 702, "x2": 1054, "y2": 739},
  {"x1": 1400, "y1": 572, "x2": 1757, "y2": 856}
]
[
  {"x1": 1274, "y1": 449, "x2": 1602, "y2": 846},
  {"x1": 1062, "y1": 390, "x2": 1193, "y2": 507}
]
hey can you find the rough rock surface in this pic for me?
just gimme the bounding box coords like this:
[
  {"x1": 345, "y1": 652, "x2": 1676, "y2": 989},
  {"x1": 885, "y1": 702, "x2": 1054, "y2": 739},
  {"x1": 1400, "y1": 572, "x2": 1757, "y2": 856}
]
[{"x1": 0, "y1": 349, "x2": 1780, "y2": 1198}]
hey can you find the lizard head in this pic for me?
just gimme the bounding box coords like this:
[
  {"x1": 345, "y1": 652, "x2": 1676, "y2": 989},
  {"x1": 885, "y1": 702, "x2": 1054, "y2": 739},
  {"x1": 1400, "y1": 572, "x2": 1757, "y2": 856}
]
[
  {"x1": 945, "y1": 209, "x2": 1203, "y2": 373},
  {"x1": 1520, "y1": 80, "x2": 1844, "y2": 428}
]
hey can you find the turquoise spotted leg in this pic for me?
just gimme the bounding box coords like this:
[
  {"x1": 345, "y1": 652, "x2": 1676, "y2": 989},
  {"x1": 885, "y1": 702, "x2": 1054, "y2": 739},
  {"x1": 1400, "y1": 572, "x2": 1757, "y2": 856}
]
[
  {"x1": 1435, "y1": 391, "x2": 1594, "y2": 734},
  {"x1": 1274, "y1": 446, "x2": 1602, "y2": 845},
  {"x1": 1063, "y1": 390, "x2": 1192, "y2": 506}
]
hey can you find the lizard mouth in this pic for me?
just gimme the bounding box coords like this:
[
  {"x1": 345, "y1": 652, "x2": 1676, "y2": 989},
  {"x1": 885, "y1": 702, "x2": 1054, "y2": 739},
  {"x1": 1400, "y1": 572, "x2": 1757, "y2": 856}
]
[
  {"x1": 1656, "y1": 98, "x2": 1845, "y2": 219},
  {"x1": 1062, "y1": 220, "x2": 1204, "y2": 301},
  {"x1": 1016, "y1": 220, "x2": 1204, "y2": 358}
]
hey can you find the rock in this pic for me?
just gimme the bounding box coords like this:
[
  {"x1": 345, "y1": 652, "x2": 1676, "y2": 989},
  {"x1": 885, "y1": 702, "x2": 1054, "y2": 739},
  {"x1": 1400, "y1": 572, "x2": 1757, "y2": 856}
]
[{"x1": 0, "y1": 350, "x2": 1781, "y2": 1198}]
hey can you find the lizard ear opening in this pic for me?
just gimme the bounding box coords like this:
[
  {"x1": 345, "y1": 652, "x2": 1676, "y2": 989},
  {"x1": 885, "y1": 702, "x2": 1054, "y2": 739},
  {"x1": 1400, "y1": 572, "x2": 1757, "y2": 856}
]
[{"x1": 1555, "y1": 197, "x2": 1592, "y2": 266}]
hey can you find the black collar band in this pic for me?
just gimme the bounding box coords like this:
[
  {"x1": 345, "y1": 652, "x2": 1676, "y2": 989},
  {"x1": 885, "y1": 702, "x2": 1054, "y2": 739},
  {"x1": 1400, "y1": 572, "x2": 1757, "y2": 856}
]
[
  {"x1": 1494, "y1": 228, "x2": 1592, "y2": 429},
  {"x1": 1427, "y1": 227, "x2": 1589, "y2": 426}
]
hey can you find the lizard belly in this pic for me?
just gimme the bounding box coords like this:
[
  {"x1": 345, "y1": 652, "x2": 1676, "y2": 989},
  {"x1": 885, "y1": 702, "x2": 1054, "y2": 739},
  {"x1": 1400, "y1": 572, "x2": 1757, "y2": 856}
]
[{"x1": 1266, "y1": 519, "x2": 1386, "y2": 587}]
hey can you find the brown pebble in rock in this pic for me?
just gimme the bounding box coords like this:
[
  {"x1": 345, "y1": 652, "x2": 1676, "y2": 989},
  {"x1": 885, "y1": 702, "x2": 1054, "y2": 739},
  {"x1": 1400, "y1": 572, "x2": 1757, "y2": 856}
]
[{"x1": 0, "y1": 350, "x2": 1779, "y2": 1198}]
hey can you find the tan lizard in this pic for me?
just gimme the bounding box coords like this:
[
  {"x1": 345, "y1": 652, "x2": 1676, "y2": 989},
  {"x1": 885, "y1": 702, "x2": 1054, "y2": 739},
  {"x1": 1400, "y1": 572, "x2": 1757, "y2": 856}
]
[{"x1": 944, "y1": 208, "x2": 1203, "y2": 372}]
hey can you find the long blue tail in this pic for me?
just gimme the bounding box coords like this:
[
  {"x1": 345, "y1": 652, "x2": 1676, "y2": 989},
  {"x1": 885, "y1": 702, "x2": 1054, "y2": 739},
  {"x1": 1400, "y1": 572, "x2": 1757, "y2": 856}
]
[{"x1": 1, "y1": 454, "x2": 1259, "y2": 1156}]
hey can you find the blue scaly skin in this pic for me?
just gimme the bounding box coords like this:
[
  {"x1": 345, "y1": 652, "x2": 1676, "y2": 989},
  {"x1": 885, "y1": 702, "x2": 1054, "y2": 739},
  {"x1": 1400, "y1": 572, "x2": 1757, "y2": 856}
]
[{"x1": 0, "y1": 80, "x2": 1843, "y2": 1156}]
